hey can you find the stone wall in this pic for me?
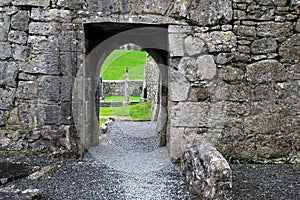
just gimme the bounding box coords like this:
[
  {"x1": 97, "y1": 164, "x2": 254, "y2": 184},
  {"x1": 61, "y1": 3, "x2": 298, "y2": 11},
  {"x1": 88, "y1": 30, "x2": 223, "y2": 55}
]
[
  {"x1": 0, "y1": 0, "x2": 299, "y2": 162},
  {"x1": 144, "y1": 56, "x2": 160, "y2": 120},
  {"x1": 102, "y1": 80, "x2": 143, "y2": 96}
]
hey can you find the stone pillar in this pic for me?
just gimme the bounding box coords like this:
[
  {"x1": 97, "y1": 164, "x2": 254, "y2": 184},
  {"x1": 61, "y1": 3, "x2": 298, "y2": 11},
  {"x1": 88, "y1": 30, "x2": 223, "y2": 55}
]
[
  {"x1": 124, "y1": 67, "x2": 129, "y2": 105},
  {"x1": 140, "y1": 63, "x2": 147, "y2": 102}
]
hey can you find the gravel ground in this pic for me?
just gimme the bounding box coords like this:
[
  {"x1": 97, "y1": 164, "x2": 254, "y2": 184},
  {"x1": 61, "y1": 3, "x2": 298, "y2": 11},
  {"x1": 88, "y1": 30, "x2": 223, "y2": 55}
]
[
  {"x1": 0, "y1": 121, "x2": 299, "y2": 200},
  {"x1": 0, "y1": 122, "x2": 195, "y2": 200}
]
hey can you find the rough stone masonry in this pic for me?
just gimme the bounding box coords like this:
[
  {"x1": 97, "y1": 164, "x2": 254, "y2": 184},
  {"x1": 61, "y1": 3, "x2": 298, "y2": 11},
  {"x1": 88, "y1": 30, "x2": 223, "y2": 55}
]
[{"x1": 0, "y1": 0, "x2": 299, "y2": 164}]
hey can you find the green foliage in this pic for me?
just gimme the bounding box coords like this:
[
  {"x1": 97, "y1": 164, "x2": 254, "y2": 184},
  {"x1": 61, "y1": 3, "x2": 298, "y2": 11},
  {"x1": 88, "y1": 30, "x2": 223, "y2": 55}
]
[
  {"x1": 100, "y1": 102, "x2": 151, "y2": 121},
  {"x1": 101, "y1": 50, "x2": 147, "y2": 80}
]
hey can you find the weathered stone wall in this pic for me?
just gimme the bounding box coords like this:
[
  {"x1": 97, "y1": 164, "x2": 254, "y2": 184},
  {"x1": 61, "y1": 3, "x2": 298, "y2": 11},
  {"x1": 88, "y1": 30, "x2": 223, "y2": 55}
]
[
  {"x1": 168, "y1": 0, "x2": 300, "y2": 163},
  {"x1": 102, "y1": 80, "x2": 143, "y2": 96},
  {"x1": 0, "y1": 0, "x2": 299, "y2": 163},
  {"x1": 144, "y1": 56, "x2": 160, "y2": 120}
]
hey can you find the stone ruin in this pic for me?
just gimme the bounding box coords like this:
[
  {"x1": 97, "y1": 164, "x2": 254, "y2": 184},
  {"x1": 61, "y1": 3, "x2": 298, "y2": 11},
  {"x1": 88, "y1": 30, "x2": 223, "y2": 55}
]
[{"x1": 0, "y1": 0, "x2": 299, "y2": 197}]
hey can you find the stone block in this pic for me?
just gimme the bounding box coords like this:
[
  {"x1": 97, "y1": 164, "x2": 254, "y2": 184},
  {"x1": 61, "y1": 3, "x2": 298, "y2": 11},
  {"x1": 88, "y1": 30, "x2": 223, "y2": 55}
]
[
  {"x1": 247, "y1": 60, "x2": 286, "y2": 83},
  {"x1": 288, "y1": 63, "x2": 300, "y2": 80},
  {"x1": 18, "y1": 103, "x2": 35, "y2": 124},
  {"x1": 0, "y1": 110, "x2": 7, "y2": 126},
  {"x1": 226, "y1": 102, "x2": 250, "y2": 117},
  {"x1": 12, "y1": 45, "x2": 30, "y2": 60},
  {"x1": 8, "y1": 31, "x2": 28, "y2": 44},
  {"x1": 60, "y1": 77, "x2": 73, "y2": 102},
  {"x1": 252, "y1": 84, "x2": 274, "y2": 101},
  {"x1": 21, "y1": 53, "x2": 60, "y2": 75},
  {"x1": 251, "y1": 38, "x2": 277, "y2": 54},
  {"x1": 0, "y1": 13, "x2": 10, "y2": 41},
  {"x1": 233, "y1": 25, "x2": 256, "y2": 37},
  {"x1": 208, "y1": 31, "x2": 237, "y2": 52},
  {"x1": 29, "y1": 22, "x2": 58, "y2": 36},
  {"x1": 0, "y1": 0, "x2": 10, "y2": 6},
  {"x1": 60, "y1": 103, "x2": 73, "y2": 125},
  {"x1": 220, "y1": 66, "x2": 244, "y2": 82},
  {"x1": 226, "y1": 83, "x2": 250, "y2": 102},
  {"x1": 257, "y1": 22, "x2": 293, "y2": 39},
  {"x1": 39, "y1": 76, "x2": 60, "y2": 102},
  {"x1": 188, "y1": 86, "x2": 210, "y2": 101},
  {"x1": 196, "y1": 55, "x2": 217, "y2": 80},
  {"x1": 28, "y1": 35, "x2": 59, "y2": 53},
  {"x1": 31, "y1": 8, "x2": 72, "y2": 22},
  {"x1": 170, "y1": 102, "x2": 210, "y2": 128},
  {"x1": 215, "y1": 53, "x2": 233, "y2": 65},
  {"x1": 0, "y1": 62, "x2": 18, "y2": 87},
  {"x1": 43, "y1": 105, "x2": 59, "y2": 125},
  {"x1": 169, "y1": 34, "x2": 184, "y2": 57},
  {"x1": 244, "y1": 114, "x2": 281, "y2": 135},
  {"x1": 17, "y1": 81, "x2": 38, "y2": 100},
  {"x1": 279, "y1": 34, "x2": 300, "y2": 62},
  {"x1": 169, "y1": 69, "x2": 190, "y2": 101},
  {"x1": 0, "y1": 42, "x2": 11, "y2": 59},
  {"x1": 11, "y1": 11, "x2": 30, "y2": 31},
  {"x1": 184, "y1": 36, "x2": 206, "y2": 56},
  {"x1": 296, "y1": 20, "x2": 300, "y2": 33},
  {"x1": 182, "y1": 140, "x2": 232, "y2": 200},
  {"x1": 169, "y1": 127, "x2": 184, "y2": 162},
  {"x1": 12, "y1": 0, "x2": 50, "y2": 7},
  {"x1": 0, "y1": 88, "x2": 16, "y2": 110},
  {"x1": 178, "y1": 57, "x2": 198, "y2": 82},
  {"x1": 188, "y1": 0, "x2": 232, "y2": 26}
]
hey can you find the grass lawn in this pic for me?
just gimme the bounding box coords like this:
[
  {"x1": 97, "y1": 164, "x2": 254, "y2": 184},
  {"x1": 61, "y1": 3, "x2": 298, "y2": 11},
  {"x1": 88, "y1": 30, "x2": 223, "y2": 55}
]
[
  {"x1": 100, "y1": 102, "x2": 151, "y2": 121},
  {"x1": 101, "y1": 50, "x2": 147, "y2": 80},
  {"x1": 103, "y1": 96, "x2": 140, "y2": 103}
]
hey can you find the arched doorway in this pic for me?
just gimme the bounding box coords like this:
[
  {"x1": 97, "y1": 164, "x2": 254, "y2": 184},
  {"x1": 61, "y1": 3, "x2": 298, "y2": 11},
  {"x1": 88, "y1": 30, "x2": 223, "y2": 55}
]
[{"x1": 73, "y1": 23, "x2": 169, "y2": 155}]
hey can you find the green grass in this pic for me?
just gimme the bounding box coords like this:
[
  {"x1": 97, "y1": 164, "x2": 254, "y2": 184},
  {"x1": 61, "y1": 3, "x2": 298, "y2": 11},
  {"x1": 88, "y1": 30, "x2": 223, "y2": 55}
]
[
  {"x1": 103, "y1": 96, "x2": 140, "y2": 103},
  {"x1": 100, "y1": 118, "x2": 107, "y2": 126},
  {"x1": 100, "y1": 102, "x2": 151, "y2": 121},
  {"x1": 101, "y1": 50, "x2": 147, "y2": 80}
]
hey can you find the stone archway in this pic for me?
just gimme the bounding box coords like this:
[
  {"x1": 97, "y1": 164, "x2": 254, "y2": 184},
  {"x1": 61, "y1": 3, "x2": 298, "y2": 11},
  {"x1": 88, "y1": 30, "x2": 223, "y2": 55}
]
[{"x1": 73, "y1": 23, "x2": 169, "y2": 155}]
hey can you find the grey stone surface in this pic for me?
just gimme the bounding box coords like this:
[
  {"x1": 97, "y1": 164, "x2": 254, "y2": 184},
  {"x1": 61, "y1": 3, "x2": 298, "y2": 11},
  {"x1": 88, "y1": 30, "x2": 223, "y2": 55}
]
[
  {"x1": 31, "y1": 8, "x2": 72, "y2": 22},
  {"x1": 38, "y1": 76, "x2": 60, "y2": 101},
  {"x1": 8, "y1": 31, "x2": 28, "y2": 44},
  {"x1": 17, "y1": 81, "x2": 38, "y2": 100},
  {"x1": 178, "y1": 57, "x2": 198, "y2": 82},
  {"x1": 251, "y1": 38, "x2": 277, "y2": 54},
  {"x1": 0, "y1": 42, "x2": 11, "y2": 59},
  {"x1": 182, "y1": 140, "x2": 232, "y2": 200},
  {"x1": 12, "y1": 0, "x2": 50, "y2": 7},
  {"x1": 188, "y1": 0, "x2": 232, "y2": 26},
  {"x1": 11, "y1": 11, "x2": 30, "y2": 31},
  {"x1": 22, "y1": 54, "x2": 60, "y2": 75},
  {"x1": 169, "y1": 69, "x2": 190, "y2": 102},
  {"x1": 185, "y1": 36, "x2": 206, "y2": 56},
  {"x1": 0, "y1": 88, "x2": 16, "y2": 110},
  {"x1": 12, "y1": 45, "x2": 30, "y2": 60},
  {"x1": 169, "y1": 34, "x2": 185, "y2": 57},
  {"x1": 257, "y1": 22, "x2": 293, "y2": 39},
  {"x1": 0, "y1": 62, "x2": 18, "y2": 87},
  {"x1": 279, "y1": 34, "x2": 300, "y2": 62},
  {"x1": 29, "y1": 22, "x2": 58, "y2": 36},
  {"x1": 247, "y1": 60, "x2": 286, "y2": 83},
  {"x1": 196, "y1": 55, "x2": 217, "y2": 80},
  {"x1": 0, "y1": 13, "x2": 10, "y2": 41}
]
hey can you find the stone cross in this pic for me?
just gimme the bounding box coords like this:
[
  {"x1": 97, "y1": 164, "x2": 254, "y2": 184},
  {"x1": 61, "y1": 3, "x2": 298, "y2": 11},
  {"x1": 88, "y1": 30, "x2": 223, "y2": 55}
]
[
  {"x1": 99, "y1": 75, "x2": 104, "y2": 101},
  {"x1": 124, "y1": 67, "x2": 129, "y2": 105}
]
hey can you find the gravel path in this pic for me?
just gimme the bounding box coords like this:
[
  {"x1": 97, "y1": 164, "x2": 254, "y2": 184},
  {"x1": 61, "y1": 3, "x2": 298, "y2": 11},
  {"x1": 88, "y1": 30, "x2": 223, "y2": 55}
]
[
  {"x1": 0, "y1": 121, "x2": 299, "y2": 199},
  {"x1": 0, "y1": 121, "x2": 195, "y2": 200}
]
